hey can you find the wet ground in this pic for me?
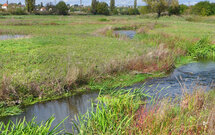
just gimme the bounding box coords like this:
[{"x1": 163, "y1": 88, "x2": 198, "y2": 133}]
[
  {"x1": 1, "y1": 62, "x2": 215, "y2": 132},
  {"x1": 127, "y1": 62, "x2": 215, "y2": 99},
  {"x1": 0, "y1": 35, "x2": 27, "y2": 40},
  {"x1": 114, "y1": 30, "x2": 136, "y2": 39}
]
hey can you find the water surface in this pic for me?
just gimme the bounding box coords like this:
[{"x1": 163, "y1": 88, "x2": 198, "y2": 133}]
[
  {"x1": 0, "y1": 35, "x2": 27, "y2": 40},
  {"x1": 114, "y1": 30, "x2": 136, "y2": 39},
  {"x1": 0, "y1": 91, "x2": 99, "y2": 133},
  {"x1": 127, "y1": 62, "x2": 215, "y2": 99},
  {"x1": 1, "y1": 62, "x2": 215, "y2": 132}
]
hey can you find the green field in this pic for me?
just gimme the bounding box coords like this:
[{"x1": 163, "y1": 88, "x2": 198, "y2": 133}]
[
  {"x1": 0, "y1": 15, "x2": 215, "y2": 134},
  {"x1": 1, "y1": 15, "x2": 215, "y2": 114}
]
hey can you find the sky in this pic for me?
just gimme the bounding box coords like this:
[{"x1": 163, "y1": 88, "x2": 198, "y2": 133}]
[{"x1": 0, "y1": 0, "x2": 215, "y2": 6}]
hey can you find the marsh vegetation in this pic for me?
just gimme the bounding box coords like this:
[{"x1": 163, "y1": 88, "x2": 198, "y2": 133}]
[{"x1": 0, "y1": 14, "x2": 215, "y2": 134}]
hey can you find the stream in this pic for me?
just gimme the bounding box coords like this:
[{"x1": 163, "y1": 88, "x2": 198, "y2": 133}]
[{"x1": 1, "y1": 61, "x2": 215, "y2": 132}]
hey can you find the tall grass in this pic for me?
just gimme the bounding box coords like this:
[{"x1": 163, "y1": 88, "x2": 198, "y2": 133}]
[
  {"x1": 72, "y1": 88, "x2": 215, "y2": 135},
  {"x1": 189, "y1": 36, "x2": 215, "y2": 59},
  {"x1": 73, "y1": 89, "x2": 149, "y2": 134},
  {"x1": 0, "y1": 116, "x2": 66, "y2": 135},
  {"x1": 133, "y1": 89, "x2": 215, "y2": 134}
]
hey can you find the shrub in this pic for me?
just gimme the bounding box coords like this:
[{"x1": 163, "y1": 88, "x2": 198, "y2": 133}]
[
  {"x1": 96, "y1": 2, "x2": 109, "y2": 15},
  {"x1": 56, "y1": 1, "x2": 68, "y2": 15},
  {"x1": 128, "y1": 8, "x2": 140, "y2": 15},
  {"x1": 10, "y1": 8, "x2": 28, "y2": 15},
  {"x1": 189, "y1": 37, "x2": 215, "y2": 59},
  {"x1": 179, "y1": 4, "x2": 189, "y2": 15},
  {"x1": 192, "y1": 1, "x2": 213, "y2": 16},
  {"x1": 140, "y1": 6, "x2": 150, "y2": 15},
  {"x1": 168, "y1": 5, "x2": 180, "y2": 15},
  {"x1": 112, "y1": 8, "x2": 118, "y2": 15}
]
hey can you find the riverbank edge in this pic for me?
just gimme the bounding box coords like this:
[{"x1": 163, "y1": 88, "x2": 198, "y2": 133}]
[{"x1": 0, "y1": 56, "x2": 195, "y2": 117}]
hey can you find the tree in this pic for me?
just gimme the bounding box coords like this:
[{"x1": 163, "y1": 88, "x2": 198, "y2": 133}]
[
  {"x1": 179, "y1": 4, "x2": 188, "y2": 15},
  {"x1": 96, "y1": 2, "x2": 109, "y2": 15},
  {"x1": 110, "y1": 0, "x2": 115, "y2": 12},
  {"x1": 56, "y1": 1, "x2": 68, "y2": 15},
  {"x1": 134, "y1": 0, "x2": 137, "y2": 9},
  {"x1": 168, "y1": 0, "x2": 179, "y2": 15},
  {"x1": 140, "y1": 6, "x2": 150, "y2": 14},
  {"x1": 91, "y1": 0, "x2": 97, "y2": 14},
  {"x1": 25, "y1": 0, "x2": 35, "y2": 12},
  {"x1": 143, "y1": 0, "x2": 179, "y2": 17},
  {"x1": 192, "y1": 1, "x2": 213, "y2": 16}
]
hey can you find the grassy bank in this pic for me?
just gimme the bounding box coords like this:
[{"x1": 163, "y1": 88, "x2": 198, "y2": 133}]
[
  {"x1": 73, "y1": 89, "x2": 215, "y2": 135},
  {"x1": 1, "y1": 15, "x2": 215, "y2": 117},
  {"x1": 2, "y1": 88, "x2": 212, "y2": 134}
]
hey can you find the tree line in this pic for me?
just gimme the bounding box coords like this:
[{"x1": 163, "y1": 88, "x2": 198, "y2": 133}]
[{"x1": 2, "y1": 0, "x2": 215, "y2": 16}]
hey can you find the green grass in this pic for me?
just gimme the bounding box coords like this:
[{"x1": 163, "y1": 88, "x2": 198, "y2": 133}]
[
  {"x1": 73, "y1": 89, "x2": 148, "y2": 134},
  {"x1": 1, "y1": 15, "x2": 215, "y2": 117},
  {"x1": 72, "y1": 89, "x2": 215, "y2": 135},
  {"x1": 0, "y1": 105, "x2": 22, "y2": 117},
  {"x1": 0, "y1": 116, "x2": 66, "y2": 134}
]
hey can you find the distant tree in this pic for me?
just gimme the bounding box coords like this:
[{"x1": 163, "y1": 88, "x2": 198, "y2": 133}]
[
  {"x1": 41, "y1": 2, "x2": 43, "y2": 7},
  {"x1": 18, "y1": 2, "x2": 22, "y2": 5},
  {"x1": 192, "y1": 1, "x2": 213, "y2": 16},
  {"x1": 128, "y1": 8, "x2": 139, "y2": 15},
  {"x1": 56, "y1": 1, "x2": 68, "y2": 15},
  {"x1": 25, "y1": 0, "x2": 35, "y2": 12},
  {"x1": 179, "y1": 4, "x2": 188, "y2": 15},
  {"x1": 96, "y1": 2, "x2": 109, "y2": 15},
  {"x1": 140, "y1": 6, "x2": 150, "y2": 15},
  {"x1": 91, "y1": 0, "x2": 97, "y2": 14},
  {"x1": 110, "y1": 0, "x2": 115, "y2": 12},
  {"x1": 143, "y1": 0, "x2": 179, "y2": 17},
  {"x1": 134, "y1": 0, "x2": 137, "y2": 9},
  {"x1": 113, "y1": 8, "x2": 118, "y2": 15}
]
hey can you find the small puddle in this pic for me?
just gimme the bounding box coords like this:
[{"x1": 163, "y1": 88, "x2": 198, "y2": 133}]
[
  {"x1": 0, "y1": 35, "x2": 27, "y2": 40},
  {"x1": 114, "y1": 30, "x2": 136, "y2": 39},
  {"x1": 1, "y1": 62, "x2": 215, "y2": 132}
]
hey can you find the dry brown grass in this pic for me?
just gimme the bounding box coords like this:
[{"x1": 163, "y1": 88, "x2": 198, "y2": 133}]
[{"x1": 93, "y1": 26, "x2": 113, "y2": 36}]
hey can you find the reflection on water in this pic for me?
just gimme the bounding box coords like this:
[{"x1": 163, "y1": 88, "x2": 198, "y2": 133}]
[
  {"x1": 0, "y1": 35, "x2": 27, "y2": 40},
  {"x1": 1, "y1": 62, "x2": 215, "y2": 132},
  {"x1": 0, "y1": 91, "x2": 99, "y2": 133},
  {"x1": 127, "y1": 62, "x2": 215, "y2": 99},
  {"x1": 114, "y1": 30, "x2": 136, "y2": 39}
]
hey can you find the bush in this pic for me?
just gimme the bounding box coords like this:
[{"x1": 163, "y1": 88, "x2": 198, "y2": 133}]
[
  {"x1": 112, "y1": 8, "x2": 118, "y2": 15},
  {"x1": 192, "y1": 1, "x2": 213, "y2": 16},
  {"x1": 179, "y1": 4, "x2": 189, "y2": 15},
  {"x1": 56, "y1": 1, "x2": 68, "y2": 15},
  {"x1": 140, "y1": 6, "x2": 150, "y2": 15},
  {"x1": 10, "y1": 8, "x2": 28, "y2": 15},
  {"x1": 189, "y1": 37, "x2": 215, "y2": 59},
  {"x1": 168, "y1": 6, "x2": 180, "y2": 15},
  {"x1": 96, "y1": 2, "x2": 109, "y2": 15},
  {"x1": 128, "y1": 8, "x2": 139, "y2": 15}
]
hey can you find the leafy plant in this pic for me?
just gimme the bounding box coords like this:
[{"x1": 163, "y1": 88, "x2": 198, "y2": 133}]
[{"x1": 189, "y1": 37, "x2": 215, "y2": 59}]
